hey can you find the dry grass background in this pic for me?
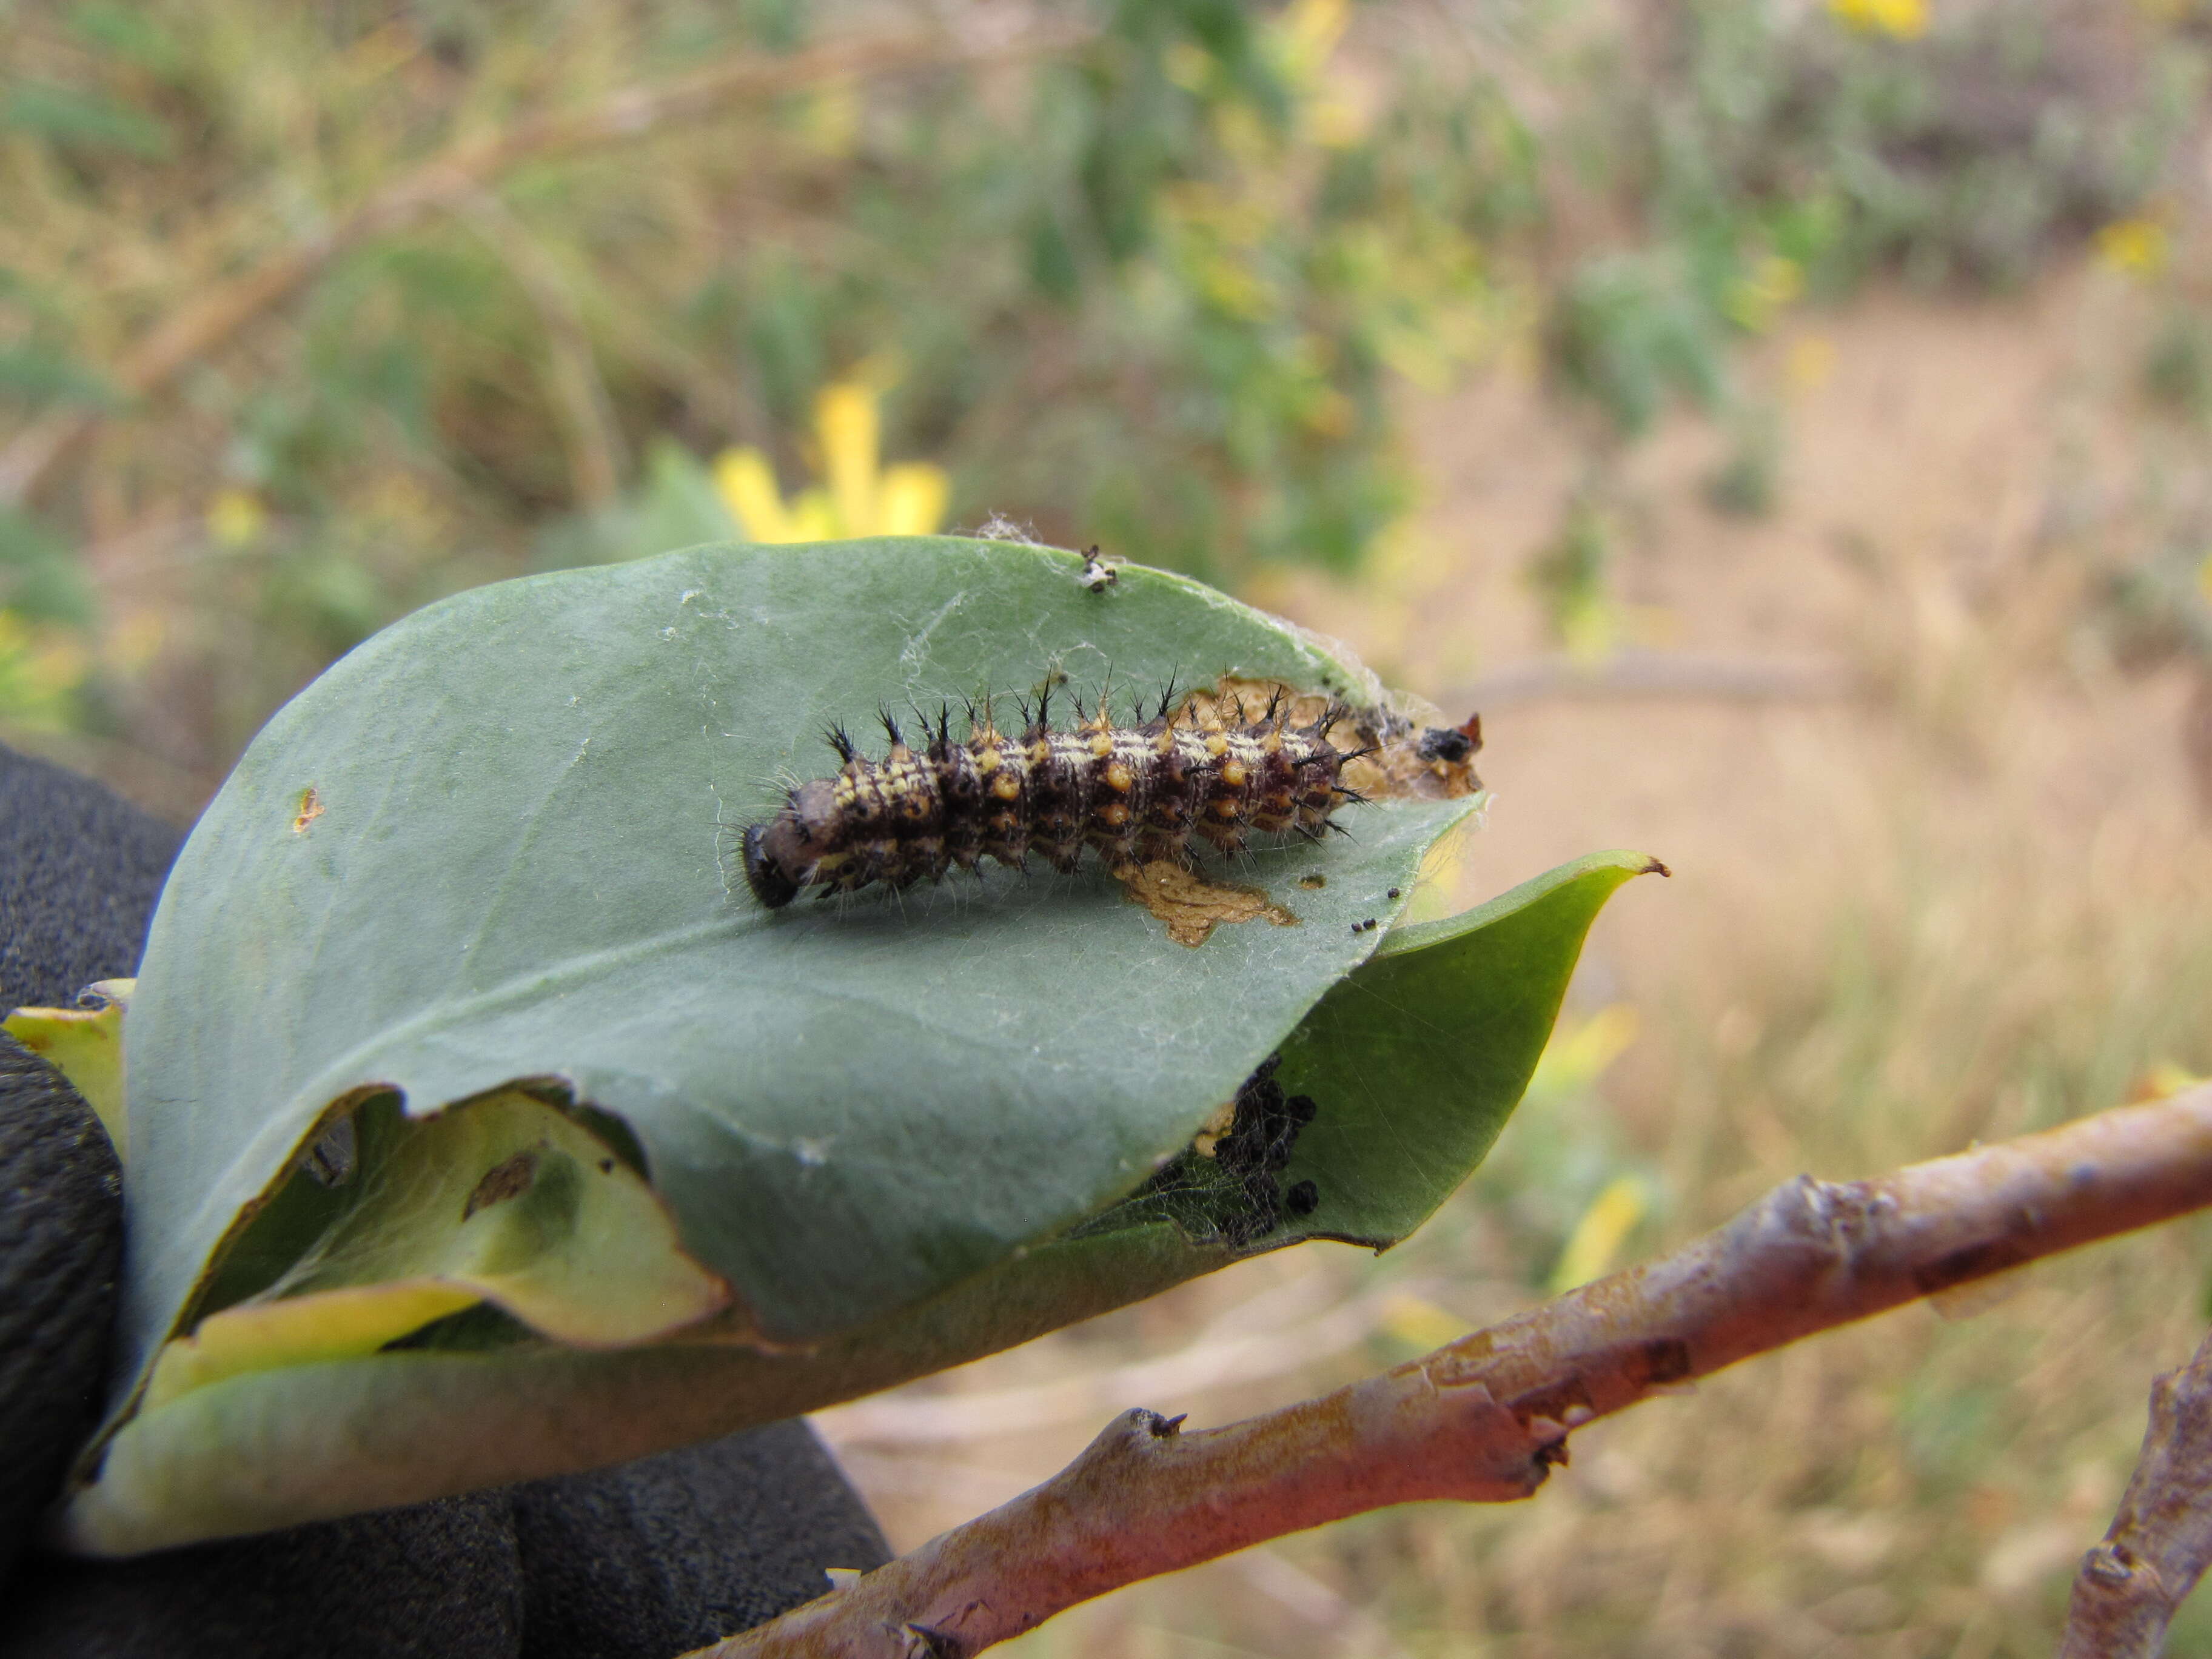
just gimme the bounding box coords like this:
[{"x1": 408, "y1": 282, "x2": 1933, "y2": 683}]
[
  {"x1": 10, "y1": 4, "x2": 2212, "y2": 1651},
  {"x1": 813, "y1": 261, "x2": 2212, "y2": 1656}
]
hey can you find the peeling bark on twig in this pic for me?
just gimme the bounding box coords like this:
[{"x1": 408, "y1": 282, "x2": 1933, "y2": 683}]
[
  {"x1": 2057, "y1": 1326, "x2": 2212, "y2": 1658},
  {"x1": 701, "y1": 1087, "x2": 2212, "y2": 1658},
  {"x1": 0, "y1": 18, "x2": 1090, "y2": 508}
]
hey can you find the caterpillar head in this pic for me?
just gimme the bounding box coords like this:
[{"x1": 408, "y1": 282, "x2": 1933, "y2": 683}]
[
  {"x1": 742, "y1": 780, "x2": 840, "y2": 910},
  {"x1": 1415, "y1": 715, "x2": 1483, "y2": 767}
]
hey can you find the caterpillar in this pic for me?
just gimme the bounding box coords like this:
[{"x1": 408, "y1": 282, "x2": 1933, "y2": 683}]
[{"x1": 740, "y1": 679, "x2": 1481, "y2": 910}]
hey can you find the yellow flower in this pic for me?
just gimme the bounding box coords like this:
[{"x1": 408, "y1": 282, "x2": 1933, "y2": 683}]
[
  {"x1": 2097, "y1": 216, "x2": 2170, "y2": 280},
  {"x1": 1527, "y1": 1004, "x2": 1640, "y2": 1101},
  {"x1": 206, "y1": 487, "x2": 268, "y2": 548},
  {"x1": 1724, "y1": 255, "x2": 1805, "y2": 333},
  {"x1": 800, "y1": 78, "x2": 861, "y2": 159},
  {"x1": 1550, "y1": 1175, "x2": 1652, "y2": 1293},
  {"x1": 2130, "y1": 1061, "x2": 2207, "y2": 1103},
  {"x1": 1277, "y1": 0, "x2": 1350, "y2": 81},
  {"x1": 876, "y1": 464, "x2": 951, "y2": 537},
  {"x1": 712, "y1": 450, "x2": 796, "y2": 543},
  {"x1": 1786, "y1": 332, "x2": 1838, "y2": 394},
  {"x1": 0, "y1": 608, "x2": 89, "y2": 728},
  {"x1": 1379, "y1": 1292, "x2": 1470, "y2": 1350},
  {"x1": 712, "y1": 382, "x2": 951, "y2": 544},
  {"x1": 816, "y1": 382, "x2": 879, "y2": 536},
  {"x1": 1828, "y1": 0, "x2": 1929, "y2": 39}
]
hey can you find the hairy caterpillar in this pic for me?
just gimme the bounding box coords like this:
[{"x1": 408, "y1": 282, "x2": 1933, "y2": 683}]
[{"x1": 740, "y1": 679, "x2": 1482, "y2": 910}]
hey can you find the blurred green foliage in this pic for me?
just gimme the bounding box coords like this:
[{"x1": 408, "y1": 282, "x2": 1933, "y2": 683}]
[
  {"x1": 0, "y1": 0, "x2": 2204, "y2": 772},
  {"x1": 1550, "y1": 1, "x2": 2202, "y2": 436}
]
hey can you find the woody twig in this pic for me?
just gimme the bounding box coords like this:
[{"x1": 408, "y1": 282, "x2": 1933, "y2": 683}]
[
  {"x1": 699, "y1": 1086, "x2": 2212, "y2": 1658},
  {"x1": 2057, "y1": 1325, "x2": 2212, "y2": 1658}
]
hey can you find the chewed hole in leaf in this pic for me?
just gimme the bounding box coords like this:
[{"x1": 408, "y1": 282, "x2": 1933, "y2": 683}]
[{"x1": 142, "y1": 1085, "x2": 729, "y2": 1416}]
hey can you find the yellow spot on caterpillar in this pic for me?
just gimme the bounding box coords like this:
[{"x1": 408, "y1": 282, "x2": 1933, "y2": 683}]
[
  {"x1": 992, "y1": 773, "x2": 1022, "y2": 801},
  {"x1": 1096, "y1": 802, "x2": 1130, "y2": 827},
  {"x1": 1212, "y1": 799, "x2": 1241, "y2": 819},
  {"x1": 1089, "y1": 733, "x2": 1113, "y2": 759},
  {"x1": 1219, "y1": 762, "x2": 1248, "y2": 788},
  {"x1": 1205, "y1": 734, "x2": 1228, "y2": 757},
  {"x1": 1028, "y1": 742, "x2": 1050, "y2": 766},
  {"x1": 976, "y1": 748, "x2": 1001, "y2": 773},
  {"x1": 1105, "y1": 761, "x2": 1133, "y2": 792}
]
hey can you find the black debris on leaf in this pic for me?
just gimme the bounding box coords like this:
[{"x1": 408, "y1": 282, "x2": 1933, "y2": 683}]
[{"x1": 1105, "y1": 1054, "x2": 1323, "y2": 1248}]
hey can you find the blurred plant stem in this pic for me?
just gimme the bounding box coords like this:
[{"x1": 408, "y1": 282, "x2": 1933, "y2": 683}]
[{"x1": 707, "y1": 1085, "x2": 2212, "y2": 1657}]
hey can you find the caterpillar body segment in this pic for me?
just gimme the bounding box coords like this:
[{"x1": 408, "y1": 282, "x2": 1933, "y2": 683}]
[{"x1": 740, "y1": 689, "x2": 1382, "y2": 911}]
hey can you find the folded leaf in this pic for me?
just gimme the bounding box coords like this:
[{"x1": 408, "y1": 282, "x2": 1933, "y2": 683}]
[{"x1": 64, "y1": 847, "x2": 1657, "y2": 1553}]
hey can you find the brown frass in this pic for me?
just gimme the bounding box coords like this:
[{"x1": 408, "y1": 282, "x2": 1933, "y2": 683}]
[{"x1": 741, "y1": 684, "x2": 1373, "y2": 909}]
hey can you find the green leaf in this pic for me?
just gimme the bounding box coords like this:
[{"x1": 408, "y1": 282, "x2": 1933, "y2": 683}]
[
  {"x1": 98, "y1": 539, "x2": 1461, "y2": 1404},
  {"x1": 1278, "y1": 850, "x2": 1668, "y2": 1244},
  {"x1": 0, "y1": 342, "x2": 121, "y2": 411},
  {"x1": 2, "y1": 80, "x2": 172, "y2": 159},
  {"x1": 135, "y1": 1086, "x2": 728, "y2": 1419},
  {"x1": 65, "y1": 840, "x2": 1656, "y2": 1553},
  {"x1": 4, "y1": 979, "x2": 132, "y2": 1158}
]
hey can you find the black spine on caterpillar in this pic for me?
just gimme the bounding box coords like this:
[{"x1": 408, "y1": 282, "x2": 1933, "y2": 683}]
[{"x1": 740, "y1": 688, "x2": 1367, "y2": 909}]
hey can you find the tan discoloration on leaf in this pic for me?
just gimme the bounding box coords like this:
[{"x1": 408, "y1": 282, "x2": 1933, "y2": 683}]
[
  {"x1": 1118, "y1": 859, "x2": 1298, "y2": 947},
  {"x1": 463, "y1": 1149, "x2": 541, "y2": 1219},
  {"x1": 292, "y1": 786, "x2": 324, "y2": 834}
]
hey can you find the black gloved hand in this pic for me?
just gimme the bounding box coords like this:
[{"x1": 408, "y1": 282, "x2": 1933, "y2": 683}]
[{"x1": 0, "y1": 744, "x2": 890, "y2": 1658}]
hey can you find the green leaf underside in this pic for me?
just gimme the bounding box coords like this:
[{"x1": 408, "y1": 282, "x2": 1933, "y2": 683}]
[
  {"x1": 108, "y1": 540, "x2": 1470, "y2": 1431},
  {"x1": 68, "y1": 851, "x2": 1654, "y2": 1555}
]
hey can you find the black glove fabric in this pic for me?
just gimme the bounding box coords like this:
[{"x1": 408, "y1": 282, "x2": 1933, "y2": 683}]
[{"x1": 0, "y1": 743, "x2": 891, "y2": 1657}]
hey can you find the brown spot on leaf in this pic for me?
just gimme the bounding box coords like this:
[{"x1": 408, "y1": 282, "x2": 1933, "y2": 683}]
[
  {"x1": 463, "y1": 1150, "x2": 540, "y2": 1220},
  {"x1": 292, "y1": 786, "x2": 324, "y2": 834},
  {"x1": 1119, "y1": 859, "x2": 1298, "y2": 947}
]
